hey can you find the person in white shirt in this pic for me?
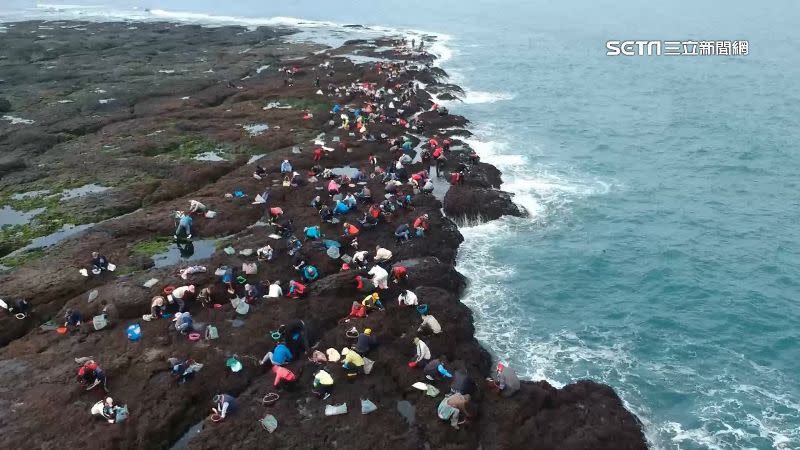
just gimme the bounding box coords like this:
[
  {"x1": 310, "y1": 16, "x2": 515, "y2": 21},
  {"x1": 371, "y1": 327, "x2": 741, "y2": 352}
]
[
  {"x1": 265, "y1": 280, "x2": 283, "y2": 298},
  {"x1": 398, "y1": 289, "x2": 418, "y2": 306},
  {"x1": 418, "y1": 314, "x2": 442, "y2": 335},
  {"x1": 412, "y1": 337, "x2": 431, "y2": 366},
  {"x1": 374, "y1": 245, "x2": 392, "y2": 262},
  {"x1": 367, "y1": 265, "x2": 389, "y2": 289},
  {"x1": 352, "y1": 250, "x2": 369, "y2": 268},
  {"x1": 257, "y1": 244, "x2": 273, "y2": 261},
  {"x1": 189, "y1": 200, "x2": 207, "y2": 214}
]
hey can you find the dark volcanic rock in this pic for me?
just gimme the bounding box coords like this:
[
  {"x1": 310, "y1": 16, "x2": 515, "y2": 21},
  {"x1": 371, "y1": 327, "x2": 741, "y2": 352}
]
[
  {"x1": 444, "y1": 185, "x2": 523, "y2": 222},
  {"x1": 0, "y1": 97, "x2": 11, "y2": 112},
  {"x1": 0, "y1": 20, "x2": 647, "y2": 450}
]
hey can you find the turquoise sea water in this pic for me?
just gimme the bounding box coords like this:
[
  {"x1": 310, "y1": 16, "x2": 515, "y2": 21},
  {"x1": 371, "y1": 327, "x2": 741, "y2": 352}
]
[{"x1": 3, "y1": 1, "x2": 799, "y2": 448}]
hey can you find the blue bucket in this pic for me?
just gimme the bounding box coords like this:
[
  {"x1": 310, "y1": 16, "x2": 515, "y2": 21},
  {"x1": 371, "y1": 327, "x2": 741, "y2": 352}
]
[
  {"x1": 416, "y1": 304, "x2": 428, "y2": 315},
  {"x1": 127, "y1": 323, "x2": 142, "y2": 341}
]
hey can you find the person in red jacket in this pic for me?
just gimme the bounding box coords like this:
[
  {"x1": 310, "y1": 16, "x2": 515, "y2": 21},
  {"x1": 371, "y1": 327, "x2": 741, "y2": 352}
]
[
  {"x1": 313, "y1": 147, "x2": 323, "y2": 161},
  {"x1": 342, "y1": 222, "x2": 360, "y2": 237},
  {"x1": 349, "y1": 301, "x2": 367, "y2": 318},
  {"x1": 269, "y1": 207, "x2": 284, "y2": 222},
  {"x1": 272, "y1": 365, "x2": 298, "y2": 390},
  {"x1": 413, "y1": 214, "x2": 430, "y2": 235},
  {"x1": 391, "y1": 265, "x2": 408, "y2": 284}
]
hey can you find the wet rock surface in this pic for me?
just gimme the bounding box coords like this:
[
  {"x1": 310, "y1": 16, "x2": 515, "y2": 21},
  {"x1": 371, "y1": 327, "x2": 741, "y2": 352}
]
[{"x1": 0, "y1": 21, "x2": 647, "y2": 450}]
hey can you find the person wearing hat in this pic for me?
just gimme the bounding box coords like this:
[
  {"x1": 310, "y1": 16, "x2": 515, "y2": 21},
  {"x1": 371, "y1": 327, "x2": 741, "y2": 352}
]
[
  {"x1": 173, "y1": 312, "x2": 193, "y2": 334},
  {"x1": 341, "y1": 348, "x2": 365, "y2": 376},
  {"x1": 410, "y1": 337, "x2": 431, "y2": 368},
  {"x1": 354, "y1": 328, "x2": 378, "y2": 354},
  {"x1": 418, "y1": 314, "x2": 442, "y2": 335},
  {"x1": 492, "y1": 363, "x2": 520, "y2": 397},
  {"x1": 313, "y1": 368, "x2": 334, "y2": 399},
  {"x1": 260, "y1": 341, "x2": 293, "y2": 366},
  {"x1": 212, "y1": 394, "x2": 237, "y2": 420},
  {"x1": 361, "y1": 292, "x2": 384, "y2": 311},
  {"x1": 397, "y1": 289, "x2": 418, "y2": 306}
]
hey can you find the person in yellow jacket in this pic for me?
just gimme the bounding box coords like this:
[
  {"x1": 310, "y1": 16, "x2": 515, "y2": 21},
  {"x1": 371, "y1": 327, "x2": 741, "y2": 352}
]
[
  {"x1": 341, "y1": 348, "x2": 365, "y2": 376},
  {"x1": 361, "y1": 292, "x2": 384, "y2": 311},
  {"x1": 313, "y1": 369, "x2": 334, "y2": 399}
]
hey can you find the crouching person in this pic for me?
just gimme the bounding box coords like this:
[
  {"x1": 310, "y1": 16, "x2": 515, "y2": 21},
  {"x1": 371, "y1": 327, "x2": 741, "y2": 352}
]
[{"x1": 437, "y1": 393, "x2": 473, "y2": 430}]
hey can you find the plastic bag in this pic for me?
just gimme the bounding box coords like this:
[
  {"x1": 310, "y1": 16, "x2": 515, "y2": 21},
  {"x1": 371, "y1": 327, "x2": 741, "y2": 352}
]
[
  {"x1": 115, "y1": 405, "x2": 129, "y2": 423},
  {"x1": 87, "y1": 290, "x2": 99, "y2": 303},
  {"x1": 361, "y1": 399, "x2": 377, "y2": 415},
  {"x1": 242, "y1": 262, "x2": 258, "y2": 275},
  {"x1": 205, "y1": 324, "x2": 219, "y2": 340},
  {"x1": 324, "y1": 403, "x2": 348, "y2": 416},
  {"x1": 363, "y1": 357, "x2": 375, "y2": 375},
  {"x1": 92, "y1": 314, "x2": 108, "y2": 331},
  {"x1": 326, "y1": 246, "x2": 340, "y2": 259},
  {"x1": 260, "y1": 414, "x2": 278, "y2": 433},
  {"x1": 426, "y1": 384, "x2": 440, "y2": 397},
  {"x1": 235, "y1": 300, "x2": 250, "y2": 315}
]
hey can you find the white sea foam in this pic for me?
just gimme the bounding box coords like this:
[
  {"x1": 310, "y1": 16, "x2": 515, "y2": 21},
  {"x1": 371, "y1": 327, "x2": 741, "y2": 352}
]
[{"x1": 2, "y1": 115, "x2": 35, "y2": 125}]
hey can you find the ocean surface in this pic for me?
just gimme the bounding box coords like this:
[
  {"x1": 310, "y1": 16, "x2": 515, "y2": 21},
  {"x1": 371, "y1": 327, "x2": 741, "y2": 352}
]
[{"x1": 2, "y1": 1, "x2": 799, "y2": 449}]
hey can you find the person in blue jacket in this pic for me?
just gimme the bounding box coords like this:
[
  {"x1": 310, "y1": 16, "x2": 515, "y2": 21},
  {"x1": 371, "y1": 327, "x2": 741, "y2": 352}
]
[
  {"x1": 424, "y1": 357, "x2": 454, "y2": 381},
  {"x1": 174, "y1": 213, "x2": 193, "y2": 239},
  {"x1": 304, "y1": 226, "x2": 321, "y2": 240},
  {"x1": 333, "y1": 200, "x2": 350, "y2": 215},
  {"x1": 260, "y1": 341, "x2": 293, "y2": 366}
]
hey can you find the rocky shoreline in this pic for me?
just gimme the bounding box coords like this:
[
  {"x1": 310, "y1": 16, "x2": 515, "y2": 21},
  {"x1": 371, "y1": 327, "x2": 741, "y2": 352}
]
[{"x1": 0, "y1": 21, "x2": 648, "y2": 449}]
